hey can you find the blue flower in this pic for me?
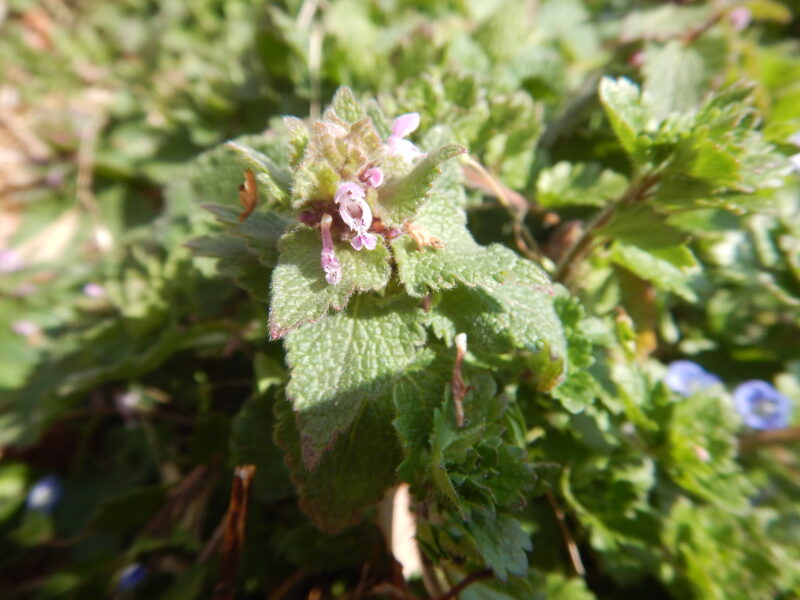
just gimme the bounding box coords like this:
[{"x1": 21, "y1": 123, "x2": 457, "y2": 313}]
[
  {"x1": 117, "y1": 563, "x2": 146, "y2": 591},
  {"x1": 665, "y1": 360, "x2": 722, "y2": 397},
  {"x1": 733, "y1": 380, "x2": 791, "y2": 430},
  {"x1": 25, "y1": 475, "x2": 63, "y2": 513}
]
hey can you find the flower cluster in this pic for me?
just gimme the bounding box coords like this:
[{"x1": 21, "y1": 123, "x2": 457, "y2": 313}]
[
  {"x1": 316, "y1": 112, "x2": 423, "y2": 284},
  {"x1": 665, "y1": 360, "x2": 793, "y2": 431}
]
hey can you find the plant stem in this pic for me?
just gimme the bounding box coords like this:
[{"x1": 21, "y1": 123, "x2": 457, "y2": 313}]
[{"x1": 554, "y1": 173, "x2": 659, "y2": 286}]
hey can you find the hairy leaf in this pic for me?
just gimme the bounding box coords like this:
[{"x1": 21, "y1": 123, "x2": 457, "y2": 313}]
[
  {"x1": 268, "y1": 227, "x2": 391, "y2": 338},
  {"x1": 284, "y1": 294, "x2": 426, "y2": 468}
]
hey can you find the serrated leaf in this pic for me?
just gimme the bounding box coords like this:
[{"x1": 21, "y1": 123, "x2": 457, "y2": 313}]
[
  {"x1": 186, "y1": 235, "x2": 271, "y2": 302},
  {"x1": 201, "y1": 204, "x2": 290, "y2": 268},
  {"x1": 226, "y1": 141, "x2": 291, "y2": 205},
  {"x1": 268, "y1": 227, "x2": 391, "y2": 338},
  {"x1": 273, "y1": 396, "x2": 401, "y2": 534},
  {"x1": 465, "y1": 511, "x2": 531, "y2": 581},
  {"x1": 598, "y1": 77, "x2": 650, "y2": 157},
  {"x1": 329, "y1": 87, "x2": 367, "y2": 124},
  {"x1": 610, "y1": 242, "x2": 698, "y2": 301},
  {"x1": 436, "y1": 261, "x2": 566, "y2": 391},
  {"x1": 378, "y1": 144, "x2": 465, "y2": 225},
  {"x1": 391, "y1": 191, "x2": 524, "y2": 296},
  {"x1": 285, "y1": 294, "x2": 426, "y2": 468}
]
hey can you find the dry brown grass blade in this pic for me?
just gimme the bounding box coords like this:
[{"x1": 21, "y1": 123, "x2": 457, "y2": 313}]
[{"x1": 214, "y1": 464, "x2": 257, "y2": 600}]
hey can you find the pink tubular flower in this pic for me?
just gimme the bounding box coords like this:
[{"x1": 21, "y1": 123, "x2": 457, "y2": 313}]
[
  {"x1": 320, "y1": 214, "x2": 342, "y2": 285},
  {"x1": 386, "y1": 113, "x2": 424, "y2": 162},
  {"x1": 334, "y1": 182, "x2": 377, "y2": 251},
  {"x1": 362, "y1": 167, "x2": 384, "y2": 188}
]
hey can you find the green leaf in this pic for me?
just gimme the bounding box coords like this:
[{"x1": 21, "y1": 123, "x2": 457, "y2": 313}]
[
  {"x1": 291, "y1": 160, "x2": 341, "y2": 209},
  {"x1": 230, "y1": 393, "x2": 294, "y2": 504},
  {"x1": 598, "y1": 77, "x2": 650, "y2": 157},
  {"x1": 465, "y1": 511, "x2": 532, "y2": 581},
  {"x1": 610, "y1": 242, "x2": 699, "y2": 301},
  {"x1": 226, "y1": 141, "x2": 291, "y2": 206},
  {"x1": 201, "y1": 203, "x2": 290, "y2": 268},
  {"x1": 186, "y1": 235, "x2": 271, "y2": 302},
  {"x1": 328, "y1": 86, "x2": 367, "y2": 124},
  {"x1": 90, "y1": 486, "x2": 166, "y2": 535},
  {"x1": 284, "y1": 116, "x2": 310, "y2": 168},
  {"x1": 436, "y1": 261, "x2": 566, "y2": 391},
  {"x1": 391, "y1": 192, "x2": 524, "y2": 296},
  {"x1": 268, "y1": 227, "x2": 392, "y2": 338},
  {"x1": 619, "y1": 5, "x2": 713, "y2": 42},
  {"x1": 536, "y1": 162, "x2": 627, "y2": 208},
  {"x1": 595, "y1": 204, "x2": 688, "y2": 250},
  {"x1": 284, "y1": 294, "x2": 426, "y2": 468},
  {"x1": 273, "y1": 395, "x2": 402, "y2": 533},
  {"x1": 643, "y1": 40, "x2": 708, "y2": 119},
  {"x1": 378, "y1": 144, "x2": 466, "y2": 225}
]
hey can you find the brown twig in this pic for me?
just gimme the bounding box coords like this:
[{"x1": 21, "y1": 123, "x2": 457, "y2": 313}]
[
  {"x1": 433, "y1": 569, "x2": 493, "y2": 600},
  {"x1": 451, "y1": 334, "x2": 469, "y2": 428},
  {"x1": 370, "y1": 568, "x2": 492, "y2": 600},
  {"x1": 554, "y1": 174, "x2": 659, "y2": 286},
  {"x1": 461, "y1": 155, "x2": 543, "y2": 261},
  {"x1": 739, "y1": 426, "x2": 800, "y2": 452},
  {"x1": 546, "y1": 490, "x2": 586, "y2": 577},
  {"x1": 213, "y1": 464, "x2": 257, "y2": 600}
]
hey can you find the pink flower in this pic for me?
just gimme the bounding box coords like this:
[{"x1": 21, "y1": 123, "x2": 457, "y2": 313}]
[
  {"x1": 83, "y1": 283, "x2": 106, "y2": 298},
  {"x1": 12, "y1": 321, "x2": 39, "y2": 337},
  {"x1": 362, "y1": 167, "x2": 384, "y2": 188},
  {"x1": 728, "y1": 7, "x2": 751, "y2": 31},
  {"x1": 334, "y1": 182, "x2": 377, "y2": 251},
  {"x1": 386, "y1": 113, "x2": 424, "y2": 162},
  {"x1": 392, "y1": 113, "x2": 420, "y2": 138},
  {"x1": 320, "y1": 214, "x2": 342, "y2": 285}
]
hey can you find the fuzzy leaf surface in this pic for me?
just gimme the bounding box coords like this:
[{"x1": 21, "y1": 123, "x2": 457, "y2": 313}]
[
  {"x1": 391, "y1": 192, "x2": 524, "y2": 296},
  {"x1": 274, "y1": 396, "x2": 401, "y2": 534},
  {"x1": 268, "y1": 227, "x2": 391, "y2": 338},
  {"x1": 285, "y1": 295, "x2": 426, "y2": 468},
  {"x1": 378, "y1": 144, "x2": 465, "y2": 225}
]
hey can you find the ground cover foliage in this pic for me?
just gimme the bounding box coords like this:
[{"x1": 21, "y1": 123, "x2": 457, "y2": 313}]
[{"x1": 2, "y1": 0, "x2": 800, "y2": 598}]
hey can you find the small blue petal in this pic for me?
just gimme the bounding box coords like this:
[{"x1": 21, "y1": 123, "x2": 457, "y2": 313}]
[
  {"x1": 25, "y1": 475, "x2": 63, "y2": 513},
  {"x1": 665, "y1": 360, "x2": 722, "y2": 397},
  {"x1": 733, "y1": 380, "x2": 791, "y2": 430},
  {"x1": 117, "y1": 563, "x2": 146, "y2": 591}
]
